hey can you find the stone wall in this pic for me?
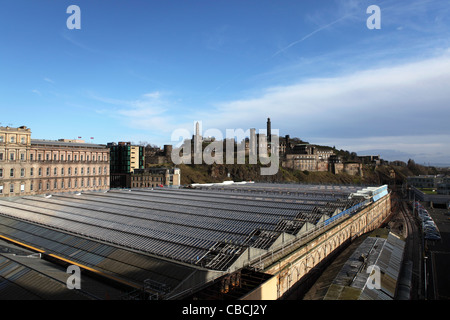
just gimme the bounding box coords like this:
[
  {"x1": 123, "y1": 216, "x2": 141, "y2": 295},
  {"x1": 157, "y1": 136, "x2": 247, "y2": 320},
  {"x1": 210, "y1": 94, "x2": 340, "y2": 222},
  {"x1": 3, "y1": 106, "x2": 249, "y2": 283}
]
[{"x1": 241, "y1": 193, "x2": 391, "y2": 300}]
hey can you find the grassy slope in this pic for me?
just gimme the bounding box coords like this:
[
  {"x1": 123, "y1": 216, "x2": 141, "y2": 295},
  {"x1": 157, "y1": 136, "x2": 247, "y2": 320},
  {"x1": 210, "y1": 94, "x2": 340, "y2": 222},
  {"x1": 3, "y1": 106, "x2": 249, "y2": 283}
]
[{"x1": 177, "y1": 162, "x2": 441, "y2": 186}]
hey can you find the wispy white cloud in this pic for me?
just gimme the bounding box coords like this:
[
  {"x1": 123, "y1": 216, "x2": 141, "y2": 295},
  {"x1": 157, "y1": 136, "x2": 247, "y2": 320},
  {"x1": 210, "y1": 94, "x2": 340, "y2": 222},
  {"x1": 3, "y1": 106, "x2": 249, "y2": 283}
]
[
  {"x1": 44, "y1": 77, "x2": 55, "y2": 84},
  {"x1": 61, "y1": 32, "x2": 98, "y2": 53},
  {"x1": 31, "y1": 89, "x2": 41, "y2": 96},
  {"x1": 90, "y1": 91, "x2": 183, "y2": 134},
  {"x1": 91, "y1": 91, "x2": 166, "y2": 114},
  {"x1": 204, "y1": 25, "x2": 232, "y2": 52},
  {"x1": 271, "y1": 14, "x2": 351, "y2": 58}
]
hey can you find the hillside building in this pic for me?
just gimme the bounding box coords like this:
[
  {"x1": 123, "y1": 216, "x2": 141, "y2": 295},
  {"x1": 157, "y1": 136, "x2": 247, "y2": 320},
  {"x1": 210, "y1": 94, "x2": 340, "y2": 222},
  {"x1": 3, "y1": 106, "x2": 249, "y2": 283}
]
[{"x1": 281, "y1": 144, "x2": 335, "y2": 172}]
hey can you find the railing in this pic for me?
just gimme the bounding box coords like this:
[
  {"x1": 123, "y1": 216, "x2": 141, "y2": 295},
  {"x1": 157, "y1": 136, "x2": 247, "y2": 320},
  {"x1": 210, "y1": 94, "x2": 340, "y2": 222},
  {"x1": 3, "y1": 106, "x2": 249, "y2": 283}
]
[
  {"x1": 323, "y1": 199, "x2": 371, "y2": 226},
  {"x1": 246, "y1": 197, "x2": 386, "y2": 272},
  {"x1": 246, "y1": 212, "x2": 349, "y2": 271},
  {"x1": 27, "y1": 160, "x2": 109, "y2": 164}
]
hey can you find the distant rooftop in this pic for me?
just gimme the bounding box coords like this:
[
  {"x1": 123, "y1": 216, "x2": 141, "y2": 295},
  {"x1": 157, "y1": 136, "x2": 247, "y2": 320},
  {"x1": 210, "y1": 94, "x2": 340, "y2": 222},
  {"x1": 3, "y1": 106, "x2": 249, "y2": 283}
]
[
  {"x1": 0, "y1": 125, "x2": 31, "y2": 132},
  {"x1": 31, "y1": 139, "x2": 107, "y2": 149},
  {"x1": 323, "y1": 231, "x2": 405, "y2": 300}
]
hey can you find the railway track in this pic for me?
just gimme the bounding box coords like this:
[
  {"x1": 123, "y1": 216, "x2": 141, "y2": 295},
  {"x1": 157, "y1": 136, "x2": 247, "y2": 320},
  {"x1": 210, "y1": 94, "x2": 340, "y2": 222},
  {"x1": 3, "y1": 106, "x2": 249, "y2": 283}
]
[{"x1": 394, "y1": 193, "x2": 422, "y2": 300}]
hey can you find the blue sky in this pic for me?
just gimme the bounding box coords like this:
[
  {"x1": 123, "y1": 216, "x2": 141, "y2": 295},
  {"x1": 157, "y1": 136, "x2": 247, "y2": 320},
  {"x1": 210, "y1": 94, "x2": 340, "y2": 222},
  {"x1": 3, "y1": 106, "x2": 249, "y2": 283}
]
[{"x1": 1, "y1": 0, "x2": 450, "y2": 165}]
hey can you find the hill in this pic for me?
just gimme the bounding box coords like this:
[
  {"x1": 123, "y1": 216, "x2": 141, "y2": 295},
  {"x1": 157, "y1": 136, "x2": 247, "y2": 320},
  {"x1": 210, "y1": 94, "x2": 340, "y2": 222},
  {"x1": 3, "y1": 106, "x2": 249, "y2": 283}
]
[{"x1": 177, "y1": 161, "x2": 439, "y2": 186}]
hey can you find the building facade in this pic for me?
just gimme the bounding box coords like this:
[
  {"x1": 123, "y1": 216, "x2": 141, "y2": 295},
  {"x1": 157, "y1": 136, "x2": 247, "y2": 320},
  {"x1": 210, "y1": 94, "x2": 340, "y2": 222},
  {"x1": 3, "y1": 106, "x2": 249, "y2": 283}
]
[
  {"x1": 0, "y1": 126, "x2": 110, "y2": 197},
  {"x1": 108, "y1": 142, "x2": 144, "y2": 174},
  {"x1": 437, "y1": 177, "x2": 450, "y2": 195},
  {"x1": 108, "y1": 142, "x2": 145, "y2": 188},
  {"x1": 281, "y1": 144, "x2": 335, "y2": 172},
  {"x1": 145, "y1": 144, "x2": 173, "y2": 165},
  {"x1": 130, "y1": 167, "x2": 181, "y2": 188},
  {"x1": 406, "y1": 175, "x2": 443, "y2": 189},
  {"x1": 108, "y1": 141, "x2": 180, "y2": 189}
]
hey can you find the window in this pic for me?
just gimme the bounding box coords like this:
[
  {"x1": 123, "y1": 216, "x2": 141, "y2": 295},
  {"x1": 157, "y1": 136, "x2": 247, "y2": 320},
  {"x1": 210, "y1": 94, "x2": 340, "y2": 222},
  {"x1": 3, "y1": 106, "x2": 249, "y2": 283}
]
[
  {"x1": 38, "y1": 168, "x2": 42, "y2": 176},
  {"x1": 30, "y1": 183, "x2": 33, "y2": 191},
  {"x1": 10, "y1": 169, "x2": 14, "y2": 177},
  {"x1": 61, "y1": 168, "x2": 64, "y2": 175},
  {"x1": 54, "y1": 168, "x2": 57, "y2": 175},
  {"x1": 0, "y1": 169, "x2": 2, "y2": 178},
  {"x1": 0, "y1": 136, "x2": 3, "y2": 143},
  {"x1": 10, "y1": 184, "x2": 14, "y2": 193},
  {"x1": 20, "y1": 184, "x2": 25, "y2": 192},
  {"x1": 46, "y1": 154, "x2": 50, "y2": 161},
  {"x1": 21, "y1": 137, "x2": 25, "y2": 144},
  {"x1": 38, "y1": 154, "x2": 42, "y2": 161},
  {"x1": 0, "y1": 185, "x2": 3, "y2": 194},
  {"x1": 0, "y1": 153, "x2": 3, "y2": 161},
  {"x1": 60, "y1": 155, "x2": 64, "y2": 161},
  {"x1": 30, "y1": 154, "x2": 33, "y2": 161},
  {"x1": 54, "y1": 180, "x2": 57, "y2": 189},
  {"x1": 20, "y1": 153, "x2": 25, "y2": 161},
  {"x1": 46, "y1": 168, "x2": 50, "y2": 176},
  {"x1": 75, "y1": 167, "x2": 78, "y2": 175},
  {"x1": 68, "y1": 167, "x2": 72, "y2": 175},
  {"x1": 10, "y1": 153, "x2": 14, "y2": 161},
  {"x1": 53, "y1": 154, "x2": 57, "y2": 161},
  {"x1": 21, "y1": 168, "x2": 25, "y2": 177},
  {"x1": 30, "y1": 168, "x2": 34, "y2": 176},
  {"x1": 10, "y1": 136, "x2": 15, "y2": 143}
]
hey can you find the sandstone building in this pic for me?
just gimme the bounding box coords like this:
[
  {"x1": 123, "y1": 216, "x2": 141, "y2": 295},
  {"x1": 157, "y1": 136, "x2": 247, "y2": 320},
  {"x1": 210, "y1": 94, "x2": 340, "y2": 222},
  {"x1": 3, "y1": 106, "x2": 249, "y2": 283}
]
[
  {"x1": 0, "y1": 126, "x2": 110, "y2": 197},
  {"x1": 131, "y1": 167, "x2": 181, "y2": 188}
]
